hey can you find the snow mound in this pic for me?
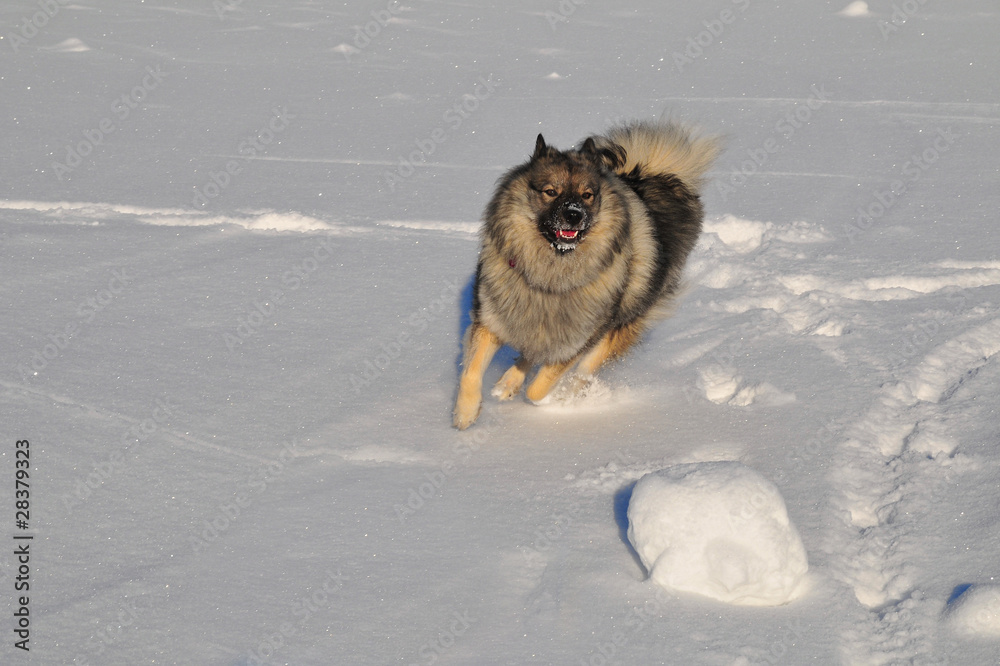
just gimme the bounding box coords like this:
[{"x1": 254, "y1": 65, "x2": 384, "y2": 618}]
[
  {"x1": 836, "y1": 1, "x2": 871, "y2": 17},
  {"x1": 697, "y1": 366, "x2": 796, "y2": 407},
  {"x1": 626, "y1": 462, "x2": 808, "y2": 606},
  {"x1": 946, "y1": 584, "x2": 1000, "y2": 638},
  {"x1": 43, "y1": 38, "x2": 92, "y2": 53},
  {"x1": 703, "y1": 216, "x2": 769, "y2": 254}
]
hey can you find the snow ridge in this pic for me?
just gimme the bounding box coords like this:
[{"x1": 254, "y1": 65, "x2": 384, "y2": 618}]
[{"x1": 0, "y1": 199, "x2": 345, "y2": 233}]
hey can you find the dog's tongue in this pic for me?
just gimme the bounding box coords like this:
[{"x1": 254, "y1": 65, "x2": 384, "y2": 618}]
[{"x1": 556, "y1": 230, "x2": 579, "y2": 241}]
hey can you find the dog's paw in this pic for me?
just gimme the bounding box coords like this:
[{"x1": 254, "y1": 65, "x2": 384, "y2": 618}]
[
  {"x1": 539, "y1": 374, "x2": 595, "y2": 404},
  {"x1": 491, "y1": 367, "x2": 526, "y2": 401},
  {"x1": 452, "y1": 399, "x2": 481, "y2": 430},
  {"x1": 564, "y1": 373, "x2": 594, "y2": 397},
  {"x1": 452, "y1": 410, "x2": 478, "y2": 430}
]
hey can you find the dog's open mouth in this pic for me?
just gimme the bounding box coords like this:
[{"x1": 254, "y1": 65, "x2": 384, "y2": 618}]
[{"x1": 551, "y1": 227, "x2": 586, "y2": 253}]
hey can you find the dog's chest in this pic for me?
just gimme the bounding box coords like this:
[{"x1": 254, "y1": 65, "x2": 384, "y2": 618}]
[{"x1": 480, "y1": 267, "x2": 617, "y2": 363}]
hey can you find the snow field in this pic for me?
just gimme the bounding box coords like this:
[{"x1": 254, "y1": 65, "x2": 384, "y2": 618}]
[{"x1": 2, "y1": 0, "x2": 1000, "y2": 664}]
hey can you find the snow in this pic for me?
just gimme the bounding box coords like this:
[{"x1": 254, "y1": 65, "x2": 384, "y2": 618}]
[
  {"x1": 627, "y1": 462, "x2": 809, "y2": 606},
  {"x1": 836, "y1": 2, "x2": 872, "y2": 19},
  {"x1": 945, "y1": 584, "x2": 1000, "y2": 638},
  {"x1": 2, "y1": 0, "x2": 1000, "y2": 664}
]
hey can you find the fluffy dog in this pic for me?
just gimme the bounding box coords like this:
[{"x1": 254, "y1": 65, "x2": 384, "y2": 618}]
[{"x1": 453, "y1": 120, "x2": 720, "y2": 429}]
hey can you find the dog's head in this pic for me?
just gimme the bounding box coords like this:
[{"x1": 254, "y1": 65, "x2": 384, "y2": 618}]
[{"x1": 524, "y1": 134, "x2": 624, "y2": 254}]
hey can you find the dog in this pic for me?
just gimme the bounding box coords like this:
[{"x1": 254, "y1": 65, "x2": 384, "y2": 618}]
[{"x1": 453, "y1": 120, "x2": 720, "y2": 429}]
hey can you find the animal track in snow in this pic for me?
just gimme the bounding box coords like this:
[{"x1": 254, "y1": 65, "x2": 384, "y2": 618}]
[
  {"x1": 697, "y1": 366, "x2": 796, "y2": 407},
  {"x1": 825, "y1": 321, "x2": 1000, "y2": 664},
  {"x1": 906, "y1": 318, "x2": 1000, "y2": 404}
]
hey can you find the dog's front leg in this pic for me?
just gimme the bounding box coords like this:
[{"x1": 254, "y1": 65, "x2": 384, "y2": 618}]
[
  {"x1": 453, "y1": 323, "x2": 501, "y2": 429},
  {"x1": 492, "y1": 356, "x2": 532, "y2": 401}
]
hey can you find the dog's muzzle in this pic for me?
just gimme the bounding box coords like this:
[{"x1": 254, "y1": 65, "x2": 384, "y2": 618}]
[{"x1": 550, "y1": 202, "x2": 589, "y2": 250}]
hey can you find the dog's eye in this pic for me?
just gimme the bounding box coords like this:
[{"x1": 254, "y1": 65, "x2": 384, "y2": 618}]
[
  {"x1": 581, "y1": 191, "x2": 594, "y2": 201},
  {"x1": 543, "y1": 188, "x2": 558, "y2": 197}
]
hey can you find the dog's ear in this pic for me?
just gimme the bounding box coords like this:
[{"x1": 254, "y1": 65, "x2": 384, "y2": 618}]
[
  {"x1": 532, "y1": 134, "x2": 550, "y2": 161},
  {"x1": 580, "y1": 137, "x2": 626, "y2": 171}
]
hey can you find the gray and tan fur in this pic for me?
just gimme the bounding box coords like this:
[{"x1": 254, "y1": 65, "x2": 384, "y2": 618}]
[{"x1": 453, "y1": 120, "x2": 720, "y2": 429}]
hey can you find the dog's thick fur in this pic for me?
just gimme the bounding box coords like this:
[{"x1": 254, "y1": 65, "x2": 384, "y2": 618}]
[{"x1": 453, "y1": 120, "x2": 720, "y2": 429}]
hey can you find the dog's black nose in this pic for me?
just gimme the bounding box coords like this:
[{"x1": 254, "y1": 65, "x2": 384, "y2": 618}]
[{"x1": 561, "y1": 203, "x2": 584, "y2": 225}]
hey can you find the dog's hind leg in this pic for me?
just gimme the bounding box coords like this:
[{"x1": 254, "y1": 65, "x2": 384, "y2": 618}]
[
  {"x1": 527, "y1": 322, "x2": 647, "y2": 404},
  {"x1": 453, "y1": 323, "x2": 501, "y2": 430},
  {"x1": 525, "y1": 357, "x2": 579, "y2": 403},
  {"x1": 492, "y1": 356, "x2": 532, "y2": 401},
  {"x1": 576, "y1": 320, "x2": 647, "y2": 377}
]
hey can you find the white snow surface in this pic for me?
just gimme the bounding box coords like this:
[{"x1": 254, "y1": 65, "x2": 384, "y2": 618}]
[
  {"x1": 627, "y1": 462, "x2": 808, "y2": 606},
  {"x1": 2, "y1": 1, "x2": 1000, "y2": 665}
]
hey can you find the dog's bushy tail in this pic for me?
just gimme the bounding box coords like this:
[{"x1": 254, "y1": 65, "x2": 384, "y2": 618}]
[
  {"x1": 583, "y1": 120, "x2": 720, "y2": 323},
  {"x1": 590, "y1": 120, "x2": 721, "y2": 192}
]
